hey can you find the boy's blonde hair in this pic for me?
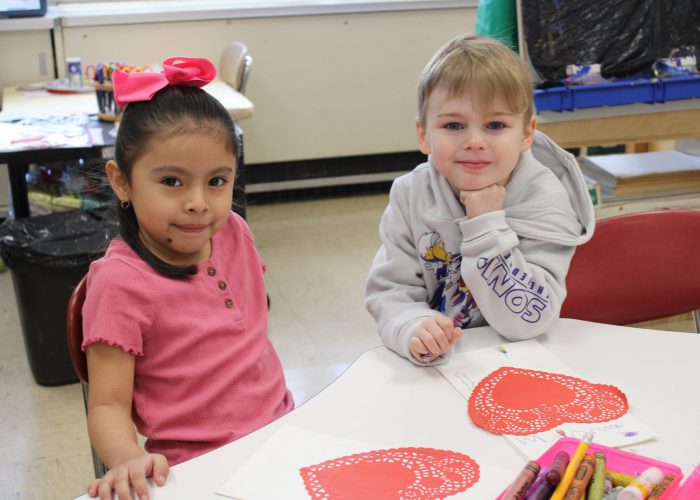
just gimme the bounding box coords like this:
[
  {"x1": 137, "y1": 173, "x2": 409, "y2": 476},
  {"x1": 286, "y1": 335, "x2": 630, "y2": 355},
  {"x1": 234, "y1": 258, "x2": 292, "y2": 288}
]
[{"x1": 418, "y1": 34, "x2": 533, "y2": 126}]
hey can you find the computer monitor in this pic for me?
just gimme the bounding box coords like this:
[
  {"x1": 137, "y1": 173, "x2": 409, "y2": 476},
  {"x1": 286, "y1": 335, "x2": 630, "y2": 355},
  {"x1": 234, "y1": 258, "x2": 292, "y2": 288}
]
[{"x1": 0, "y1": 0, "x2": 47, "y2": 18}]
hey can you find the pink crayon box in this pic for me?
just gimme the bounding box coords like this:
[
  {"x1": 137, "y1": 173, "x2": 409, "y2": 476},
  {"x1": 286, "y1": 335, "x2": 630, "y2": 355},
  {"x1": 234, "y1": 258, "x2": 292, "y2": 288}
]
[
  {"x1": 497, "y1": 437, "x2": 684, "y2": 499},
  {"x1": 673, "y1": 463, "x2": 700, "y2": 499}
]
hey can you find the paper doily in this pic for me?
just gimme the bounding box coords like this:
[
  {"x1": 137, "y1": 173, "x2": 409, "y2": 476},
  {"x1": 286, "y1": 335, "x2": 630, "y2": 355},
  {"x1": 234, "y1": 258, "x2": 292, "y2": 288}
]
[
  {"x1": 468, "y1": 366, "x2": 628, "y2": 435},
  {"x1": 300, "y1": 447, "x2": 480, "y2": 499}
]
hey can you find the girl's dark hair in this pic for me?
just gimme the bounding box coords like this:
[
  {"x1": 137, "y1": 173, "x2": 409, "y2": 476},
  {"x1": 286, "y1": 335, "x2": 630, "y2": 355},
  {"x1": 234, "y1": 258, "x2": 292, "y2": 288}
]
[{"x1": 114, "y1": 85, "x2": 239, "y2": 279}]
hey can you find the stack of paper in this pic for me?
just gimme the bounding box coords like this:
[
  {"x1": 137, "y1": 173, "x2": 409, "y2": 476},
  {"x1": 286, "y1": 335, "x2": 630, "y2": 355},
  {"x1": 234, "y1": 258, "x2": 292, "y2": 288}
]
[{"x1": 578, "y1": 150, "x2": 700, "y2": 199}]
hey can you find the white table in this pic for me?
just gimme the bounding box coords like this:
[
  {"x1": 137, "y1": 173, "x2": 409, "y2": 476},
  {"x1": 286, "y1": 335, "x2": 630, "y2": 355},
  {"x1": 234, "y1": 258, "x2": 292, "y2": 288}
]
[
  {"x1": 73, "y1": 319, "x2": 700, "y2": 499},
  {"x1": 1, "y1": 81, "x2": 253, "y2": 218},
  {"x1": 0, "y1": 80, "x2": 254, "y2": 121}
]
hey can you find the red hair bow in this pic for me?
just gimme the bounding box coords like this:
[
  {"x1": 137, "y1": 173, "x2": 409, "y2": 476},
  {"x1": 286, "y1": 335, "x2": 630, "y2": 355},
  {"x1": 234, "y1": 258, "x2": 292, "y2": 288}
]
[{"x1": 112, "y1": 56, "x2": 216, "y2": 109}]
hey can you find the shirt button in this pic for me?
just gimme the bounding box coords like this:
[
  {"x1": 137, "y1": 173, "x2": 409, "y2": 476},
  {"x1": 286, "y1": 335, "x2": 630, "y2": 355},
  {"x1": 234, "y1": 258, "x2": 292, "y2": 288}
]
[
  {"x1": 225, "y1": 298, "x2": 234, "y2": 308},
  {"x1": 207, "y1": 267, "x2": 216, "y2": 276},
  {"x1": 218, "y1": 280, "x2": 227, "y2": 290}
]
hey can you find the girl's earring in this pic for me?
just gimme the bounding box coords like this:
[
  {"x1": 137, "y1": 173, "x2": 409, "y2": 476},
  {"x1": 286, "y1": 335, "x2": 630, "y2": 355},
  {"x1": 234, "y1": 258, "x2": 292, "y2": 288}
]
[{"x1": 120, "y1": 200, "x2": 131, "y2": 209}]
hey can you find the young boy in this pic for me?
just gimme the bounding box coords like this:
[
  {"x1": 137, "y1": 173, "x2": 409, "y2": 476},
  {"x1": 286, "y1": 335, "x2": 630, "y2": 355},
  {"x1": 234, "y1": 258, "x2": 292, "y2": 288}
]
[{"x1": 365, "y1": 34, "x2": 595, "y2": 365}]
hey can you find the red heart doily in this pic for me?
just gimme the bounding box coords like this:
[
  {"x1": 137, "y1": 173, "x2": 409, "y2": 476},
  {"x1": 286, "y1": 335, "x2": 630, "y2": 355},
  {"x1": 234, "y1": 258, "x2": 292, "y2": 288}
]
[
  {"x1": 468, "y1": 366, "x2": 628, "y2": 435},
  {"x1": 299, "y1": 447, "x2": 480, "y2": 499}
]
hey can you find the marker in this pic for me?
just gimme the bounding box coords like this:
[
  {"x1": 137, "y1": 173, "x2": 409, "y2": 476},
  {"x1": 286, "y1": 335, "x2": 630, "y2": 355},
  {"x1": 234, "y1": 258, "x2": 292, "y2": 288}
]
[
  {"x1": 502, "y1": 461, "x2": 541, "y2": 499},
  {"x1": 647, "y1": 474, "x2": 675, "y2": 500},
  {"x1": 419, "y1": 352, "x2": 434, "y2": 361},
  {"x1": 588, "y1": 452, "x2": 608, "y2": 500},
  {"x1": 564, "y1": 453, "x2": 596, "y2": 500},
  {"x1": 550, "y1": 432, "x2": 594, "y2": 500},
  {"x1": 617, "y1": 467, "x2": 663, "y2": 500}
]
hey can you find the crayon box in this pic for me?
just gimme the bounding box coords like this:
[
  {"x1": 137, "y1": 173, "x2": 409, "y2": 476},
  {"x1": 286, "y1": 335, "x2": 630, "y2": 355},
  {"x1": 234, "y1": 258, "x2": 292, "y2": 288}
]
[{"x1": 497, "y1": 437, "x2": 684, "y2": 499}]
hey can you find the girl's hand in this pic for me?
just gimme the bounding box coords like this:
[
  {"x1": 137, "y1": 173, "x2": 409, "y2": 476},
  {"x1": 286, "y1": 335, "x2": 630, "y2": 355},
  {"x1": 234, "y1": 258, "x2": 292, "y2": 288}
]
[
  {"x1": 460, "y1": 184, "x2": 506, "y2": 219},
  {"x1": 410, "y1": 313, "x2": 463, "y2": 362},
  {"x1": 87, "y1": 453, "x2": 169, "y2": 500}
]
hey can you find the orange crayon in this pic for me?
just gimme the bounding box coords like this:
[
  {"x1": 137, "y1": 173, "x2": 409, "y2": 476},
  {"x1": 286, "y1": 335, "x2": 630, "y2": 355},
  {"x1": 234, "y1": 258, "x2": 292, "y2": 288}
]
[
  {"x1": 647, "y1": 473, "x2": 676, "y2": 500},
  {"x1": 563, "y1": 453, "x2": 596, "y2": 500}
]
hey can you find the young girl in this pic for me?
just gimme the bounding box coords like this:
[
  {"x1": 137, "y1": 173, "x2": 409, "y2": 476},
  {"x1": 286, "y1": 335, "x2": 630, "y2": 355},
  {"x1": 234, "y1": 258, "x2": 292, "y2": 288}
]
[{"x1": 82, "y1": 57, "x2": 293, "y2": 500}]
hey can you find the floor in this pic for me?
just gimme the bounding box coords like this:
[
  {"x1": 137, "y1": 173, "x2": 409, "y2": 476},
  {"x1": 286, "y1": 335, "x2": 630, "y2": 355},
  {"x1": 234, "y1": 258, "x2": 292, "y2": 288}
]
[{"x1": 0, "y1": 193, "x2": 695, "y2": 499}]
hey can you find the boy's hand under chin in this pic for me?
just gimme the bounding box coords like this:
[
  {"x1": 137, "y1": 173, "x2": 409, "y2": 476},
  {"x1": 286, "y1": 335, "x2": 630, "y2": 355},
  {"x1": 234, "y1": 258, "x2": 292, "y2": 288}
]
[{"x1": 460, "y1": 184, "x2": 506, "y2": 219}]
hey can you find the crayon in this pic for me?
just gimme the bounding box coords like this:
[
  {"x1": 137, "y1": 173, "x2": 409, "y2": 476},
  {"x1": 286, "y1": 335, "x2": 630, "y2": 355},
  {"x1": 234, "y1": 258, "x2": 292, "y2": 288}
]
[
  {"x1": 604, "y1": 474, "x2": 614, "y2": 495},
  {"x1": 551, "y1": 432, "x2": 594, "y2": 500},
  {"x1": 564, "y1": 453, "x2": 596, "y2": 500},
  {"x1": 603, "y1": 486, "x2": 624, "y2": 500},
  {"x1": 502, "y1": 460, "x2": 541, "y2": 499},
  {"x1": 588, "y1": 452, "x2": 607, "y2": 500},
  {"x1": 546, "y1": 451, "x2": 571, "y2": 486},
  {"x1": 647, "y1": 473, "x2": 675, "y2": 500},
  {"x1": 607, "y1": 470, "x2": 636, "y2": 488},
  {"x1": 524, "y1": 471, "x2": 554, "y2": 500},
  {"x1": 618, "y1": 467, "x2": 663, "y2": 500}
]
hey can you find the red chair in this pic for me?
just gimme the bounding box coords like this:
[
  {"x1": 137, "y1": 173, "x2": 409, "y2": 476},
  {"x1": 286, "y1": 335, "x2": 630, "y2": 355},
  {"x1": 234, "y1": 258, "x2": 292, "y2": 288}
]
[
  {"x1": 66, "y1": 274, "x2": 106, "y2": 478},
  {"x1": 561, "y1": 209, "x2": 700, "y2": 331}
]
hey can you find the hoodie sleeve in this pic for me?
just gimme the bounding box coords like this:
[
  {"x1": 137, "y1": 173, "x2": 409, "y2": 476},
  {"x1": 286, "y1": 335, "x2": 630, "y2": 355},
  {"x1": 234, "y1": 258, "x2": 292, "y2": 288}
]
[
  {"x1": 365, "y1": 180, "x2": 448, "y2": 365},
  {"x1": 457, "y1": 209, "x2": 575, "y2": 340}
]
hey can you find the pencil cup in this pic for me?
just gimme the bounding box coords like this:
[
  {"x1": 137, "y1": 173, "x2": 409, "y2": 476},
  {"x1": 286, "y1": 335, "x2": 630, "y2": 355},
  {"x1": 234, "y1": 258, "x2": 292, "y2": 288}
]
[{"x1": 93, "y1": 82, "x2": 121, "y2": 122}]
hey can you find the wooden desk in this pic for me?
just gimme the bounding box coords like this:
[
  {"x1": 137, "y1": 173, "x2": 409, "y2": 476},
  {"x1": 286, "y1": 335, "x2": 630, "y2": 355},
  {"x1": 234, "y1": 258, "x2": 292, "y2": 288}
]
[
  {"x1": 0, "y1": 82, "x2": 253, "y2": 218},
  {"x1": 536, "y1": 99, "x2": 700, "y2": 149},
  {"x1": 73, "y1": 319, "x2": 700, "y2": 499}
]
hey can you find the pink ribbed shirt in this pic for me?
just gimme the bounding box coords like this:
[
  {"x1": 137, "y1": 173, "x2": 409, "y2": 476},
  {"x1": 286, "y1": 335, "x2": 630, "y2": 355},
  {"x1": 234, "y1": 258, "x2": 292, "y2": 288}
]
[{"x1": 82, "y1": 212, "x2": 293, "y2": 464}]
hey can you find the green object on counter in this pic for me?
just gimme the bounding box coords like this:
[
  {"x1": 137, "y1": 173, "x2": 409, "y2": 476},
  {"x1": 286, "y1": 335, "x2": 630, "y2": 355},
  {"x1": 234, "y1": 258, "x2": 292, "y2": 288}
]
[{"x1": 475, "y1": 0, "x2": 519, "y2": 52}]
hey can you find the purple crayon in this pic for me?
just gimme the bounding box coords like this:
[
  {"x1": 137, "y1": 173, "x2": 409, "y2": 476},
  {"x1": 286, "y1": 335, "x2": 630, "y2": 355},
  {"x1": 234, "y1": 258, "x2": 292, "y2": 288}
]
[{"x1": 524, "y1": 471, "x2": 555, "y2": 500}]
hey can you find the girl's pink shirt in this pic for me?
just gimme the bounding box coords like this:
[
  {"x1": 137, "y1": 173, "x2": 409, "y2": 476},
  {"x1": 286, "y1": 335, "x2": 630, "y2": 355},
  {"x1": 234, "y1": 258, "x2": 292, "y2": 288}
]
[{"x1": 82, "y1": 212, "x2": 293, "y2": 464}]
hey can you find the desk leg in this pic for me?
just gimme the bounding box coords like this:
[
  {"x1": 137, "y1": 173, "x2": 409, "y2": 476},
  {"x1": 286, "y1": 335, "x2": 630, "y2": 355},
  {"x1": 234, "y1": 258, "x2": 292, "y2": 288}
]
[
  {"x1": 8, "y1": 163, "x2": 30, "y2": 219},
  {"x1": 233, "y1": 124, "x2": 247, "y2": 220}
]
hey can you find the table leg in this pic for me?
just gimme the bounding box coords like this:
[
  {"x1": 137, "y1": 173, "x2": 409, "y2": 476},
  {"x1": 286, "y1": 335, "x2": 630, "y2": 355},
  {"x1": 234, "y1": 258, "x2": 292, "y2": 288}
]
[{"x1": 8, "y1": 163, "x2": 30, "y2": 219}]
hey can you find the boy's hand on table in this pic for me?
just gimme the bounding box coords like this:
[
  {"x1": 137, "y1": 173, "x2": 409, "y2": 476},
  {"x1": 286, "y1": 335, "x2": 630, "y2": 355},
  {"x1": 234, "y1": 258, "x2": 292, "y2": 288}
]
[
  {"x1": 88, "y1": 452, "x2": 169, "y2": 500},
  {"x1": 410, "y1": 313, "x2": 463, "y2": 362},
  {"x1": 460, "y1": 184, "x2": 506, "y2": 219}
]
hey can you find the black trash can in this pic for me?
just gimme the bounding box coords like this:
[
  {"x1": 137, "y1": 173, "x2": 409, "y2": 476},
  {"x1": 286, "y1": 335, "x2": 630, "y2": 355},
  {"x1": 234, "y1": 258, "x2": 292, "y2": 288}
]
[{"x1": 0, "y1": 209, "x2": 117, "y2": 386}]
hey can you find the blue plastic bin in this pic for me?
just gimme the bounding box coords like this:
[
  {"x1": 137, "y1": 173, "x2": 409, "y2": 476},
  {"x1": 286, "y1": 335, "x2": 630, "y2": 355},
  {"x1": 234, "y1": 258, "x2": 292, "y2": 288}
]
[{"x1": 534, "y1": 75, "x2": 700, "y2": 112}]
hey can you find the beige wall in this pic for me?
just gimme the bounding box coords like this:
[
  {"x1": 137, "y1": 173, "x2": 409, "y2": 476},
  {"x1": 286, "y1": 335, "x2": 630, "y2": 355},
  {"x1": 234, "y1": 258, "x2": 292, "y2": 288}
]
[
  {"x1": 2, "y1": 8, "x2": 475, "y2": 164},
  {"x1": 0, "y1": 29, "x2": 55, "y2": 91},
  {"x1": 61, "y1": 8, "x2": 475, "y2": 164}
]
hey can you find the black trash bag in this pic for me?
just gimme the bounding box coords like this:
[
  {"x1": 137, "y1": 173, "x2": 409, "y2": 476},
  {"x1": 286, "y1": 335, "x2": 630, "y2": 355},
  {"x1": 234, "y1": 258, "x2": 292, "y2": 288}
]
[
  {"x1": 522, "y1": 0, "x2": 700, "y2": 87},
  {"x1": 0, "y1": 209, "x2": 117, "y2": 273},
  {"x1": 0, "y1": 209, "x2": 118, "y2": 386}
]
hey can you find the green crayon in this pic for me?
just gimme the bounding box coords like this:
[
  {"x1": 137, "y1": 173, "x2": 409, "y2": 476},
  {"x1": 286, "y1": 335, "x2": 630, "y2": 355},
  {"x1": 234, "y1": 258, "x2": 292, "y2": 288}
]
[{"x1": 588, "y1": 452, "x2": 607, "y2": 500}]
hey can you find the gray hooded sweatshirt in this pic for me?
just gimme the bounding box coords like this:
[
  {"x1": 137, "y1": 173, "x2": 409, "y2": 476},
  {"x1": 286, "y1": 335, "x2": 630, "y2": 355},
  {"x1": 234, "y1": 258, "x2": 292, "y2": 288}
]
[{"x1": 365, "y1": 131, "x2": 595, "y2": 365}]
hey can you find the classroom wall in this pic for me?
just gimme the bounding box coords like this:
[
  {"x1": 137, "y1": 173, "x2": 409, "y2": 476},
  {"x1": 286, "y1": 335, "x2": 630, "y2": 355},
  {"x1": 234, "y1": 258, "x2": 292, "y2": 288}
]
[
  {"x1": 55, "y1": 8, "x2": 475, "y2": 164},
  {"x1": 0, "y1": 29, "x2": 55, "y2": 94}
]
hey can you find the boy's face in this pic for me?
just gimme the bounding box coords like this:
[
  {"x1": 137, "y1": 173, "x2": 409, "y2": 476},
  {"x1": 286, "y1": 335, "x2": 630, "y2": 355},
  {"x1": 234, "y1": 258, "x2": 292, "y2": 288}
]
[{"x1": 416, "y1": 86, "x2": 536, "y2": 192}]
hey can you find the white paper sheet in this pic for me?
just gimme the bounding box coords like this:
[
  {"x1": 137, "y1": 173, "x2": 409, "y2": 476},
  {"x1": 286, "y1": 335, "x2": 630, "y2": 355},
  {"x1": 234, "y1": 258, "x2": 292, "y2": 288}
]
[
  {"x1": 216, "y1": 424, "x2": 517, "y2": 499},
  {"x1": 437, "y1": 339, "x2": 657, "y2": 460}
]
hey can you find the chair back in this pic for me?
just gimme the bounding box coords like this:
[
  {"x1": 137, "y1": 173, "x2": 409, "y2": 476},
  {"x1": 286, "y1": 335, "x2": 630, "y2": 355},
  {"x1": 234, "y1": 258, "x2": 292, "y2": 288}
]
[
  {"x1": 561, "y1": 209, "x2": 700, "y2": 327},
  {"x1": 66, "y1": 274, "x2": 89, "y2": 383},
  {"x1": 219, "y1": 42, "x2": 253, "y2": 94}
]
